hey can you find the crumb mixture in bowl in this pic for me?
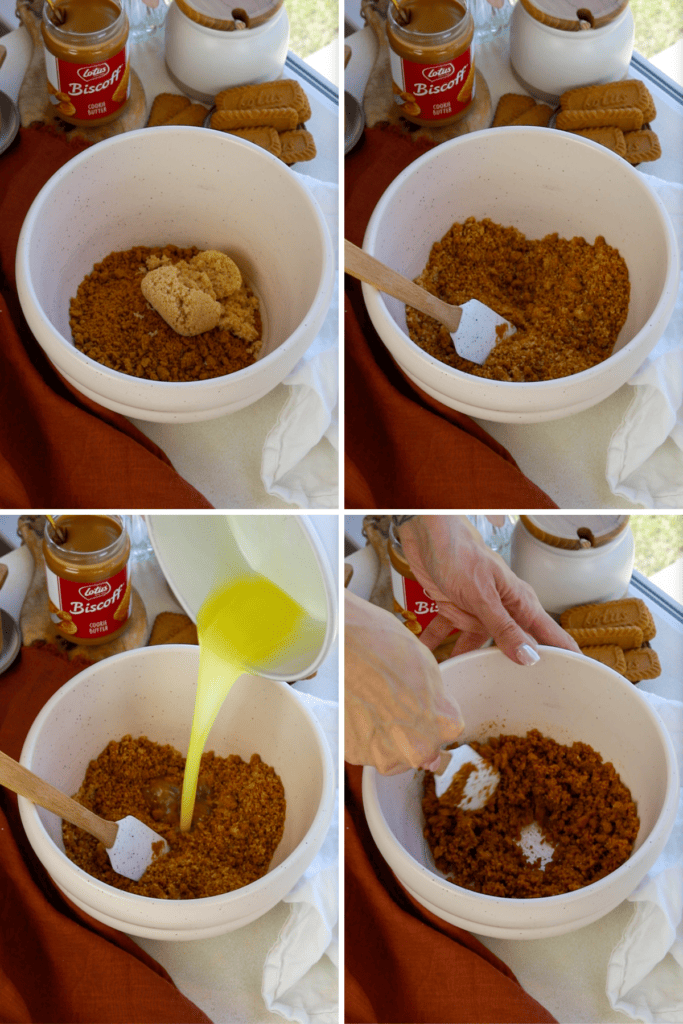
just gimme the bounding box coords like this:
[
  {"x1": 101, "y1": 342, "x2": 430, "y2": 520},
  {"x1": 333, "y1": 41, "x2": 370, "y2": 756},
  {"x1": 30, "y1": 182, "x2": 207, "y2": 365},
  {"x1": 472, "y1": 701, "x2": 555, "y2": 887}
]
[
  {"x1": 407, "y1": 218, "x2": 630, "y2": 382},
  {"x1": 62, "y1": 735, "x2": 286, "y2": 899},
  {"x1": 423, "y1": 729, "x2": 639, "y2": 898},
  {"x1": 69, "y1": 245, "x2": 262, "y2": 382}
]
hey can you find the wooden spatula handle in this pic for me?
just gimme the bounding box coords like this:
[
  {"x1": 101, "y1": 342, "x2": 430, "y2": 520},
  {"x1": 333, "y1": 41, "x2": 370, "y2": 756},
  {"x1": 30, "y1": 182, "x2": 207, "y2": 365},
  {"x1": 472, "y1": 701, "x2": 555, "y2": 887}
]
[
  {"x1": 344, "y1": 239, "x2": 463, "y2": 332},
  {"x1": 0, "y1": 748, "x2": 118, "y2": 848}
]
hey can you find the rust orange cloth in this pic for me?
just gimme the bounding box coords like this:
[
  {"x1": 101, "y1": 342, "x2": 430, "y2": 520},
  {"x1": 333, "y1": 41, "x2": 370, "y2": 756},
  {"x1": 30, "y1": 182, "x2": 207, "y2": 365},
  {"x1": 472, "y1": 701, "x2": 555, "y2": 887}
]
[
  {"x1": 0, "y1": 643, "x2": 212, "y2": 1024},
  {"x1": 344, "y1": 126, "x2": 558, "y2": 509},
  {"x1": 0, "y1": 129, "x2": 212, "y2": 508},
  {"x1": 345, "y1": 763, "x2": 558, "y2": 1024}
]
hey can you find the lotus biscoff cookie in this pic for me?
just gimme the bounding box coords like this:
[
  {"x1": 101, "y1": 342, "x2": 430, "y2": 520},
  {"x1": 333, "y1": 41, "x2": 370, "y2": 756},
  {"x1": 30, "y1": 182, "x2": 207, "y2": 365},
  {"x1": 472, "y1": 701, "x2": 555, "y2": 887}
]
[
  {"x1": 227, "y1": 126, "x2": 282, "y2": 157},
  {"x1": 580, "y1": 645, "x2": 628, "y2": 675},
  {"x1": 279, "y1": 129, "x2": 317, "y2": 164},
  {"x1": 624, "y1": 129, "x2": 662, "y2": 164},
  {"x1": 624, "y1": 647, "x2": 662, "y2": 683},
  {"x1": 215, "y1": 80, "x2": 311, "y2": 122},
  {"x1": 509, "y1": 102, "x2": 554, "y2": 127},
  {"x1": 560, "y1": 598, "x2": 656, "y2": 641},
  {"x1": 564, "y1": 625, "x2": 644, "y2": 650},
  {"x1": 560, "y1": 79, "x2": 656, "y2": 122},
  {"x1": 148, "y1": 93, "x2": 190, "y2": 127},
  {"x1": 556, "y1": 106, "x2": 644, "y2": 132},
  {"x1": 569, "y1": 126, "x2": 627, "y2": 158},
  {"x1": 211, "y1": 106, "x2": 300, "y2": 132},
  {"x1": 492, "y1": 93, "x2": 536, "y2": 126}
]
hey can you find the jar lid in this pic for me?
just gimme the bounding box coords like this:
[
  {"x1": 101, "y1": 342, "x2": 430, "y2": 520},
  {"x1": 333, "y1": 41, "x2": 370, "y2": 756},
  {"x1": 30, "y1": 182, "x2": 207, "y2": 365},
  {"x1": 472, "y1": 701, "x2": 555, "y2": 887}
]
[
  {"x1": 519, "y1": 515, "x2": 630, "y2": 549},
  {"x1": 518, "y1": 0, "x2": 629, "y2": 31},
  {"x1": 175, "y1": 0, "x2": 283, "y2": 30}
]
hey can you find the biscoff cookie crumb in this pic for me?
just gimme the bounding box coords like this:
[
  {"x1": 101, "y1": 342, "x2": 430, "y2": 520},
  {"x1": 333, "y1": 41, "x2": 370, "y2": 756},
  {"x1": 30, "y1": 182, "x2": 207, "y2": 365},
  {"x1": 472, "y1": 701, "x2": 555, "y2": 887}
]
[
  {"x1": 407, "y1": 217, "x2": 629, "y2": 382},
  {"x1": 70, "y1": 244, "x2": 262, "y2": 381}
]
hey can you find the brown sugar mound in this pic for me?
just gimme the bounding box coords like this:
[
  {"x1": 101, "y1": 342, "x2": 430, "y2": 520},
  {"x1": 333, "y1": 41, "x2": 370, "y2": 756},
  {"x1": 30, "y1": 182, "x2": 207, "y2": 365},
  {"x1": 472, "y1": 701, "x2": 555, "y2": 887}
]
[
  {"x1": 62, "y1": 735, "x2": 286, "y2": 899},
  {"x1": 407, "y1": 217, "x2": 630, "y2": 382},
  {"x1": 70, "y1": 245, "x2": 262, "y2": 382},
  {"x1": 140, "y1": 250, "x2": 243, "y2": 337},
  {"x1": 423, "y1": 729, "x2": 639, "y2": 898}
]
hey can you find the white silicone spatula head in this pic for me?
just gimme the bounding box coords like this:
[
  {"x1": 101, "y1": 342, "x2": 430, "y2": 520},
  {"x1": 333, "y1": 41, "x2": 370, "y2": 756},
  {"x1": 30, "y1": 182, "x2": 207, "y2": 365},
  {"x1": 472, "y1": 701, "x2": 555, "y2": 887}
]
[
  {"x1": 107, "y1": 815, "x2": 170, "y2": 880},
  {"x1": 344, "y1": 239, "x2": 516, "y2": 365},
  {"x1": 433, "y1": 744, "x2": 500, "y2": 807},
  {"x1": 0, "y1": 749, "x2": 169, "y2": 881}
]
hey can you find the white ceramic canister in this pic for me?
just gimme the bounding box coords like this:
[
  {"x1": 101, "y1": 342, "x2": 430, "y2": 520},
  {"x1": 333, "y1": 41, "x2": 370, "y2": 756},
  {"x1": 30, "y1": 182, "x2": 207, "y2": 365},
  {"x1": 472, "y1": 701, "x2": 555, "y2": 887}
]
[
  {"x1": 165, "y1": 0, "x2": 289, "y2": 104},
  {"x1": 509, "y1": 0, "x2": 634, "y2": 103},
  {"x1": 510, "y1": 515, "x2": 634, "y2": 615}
]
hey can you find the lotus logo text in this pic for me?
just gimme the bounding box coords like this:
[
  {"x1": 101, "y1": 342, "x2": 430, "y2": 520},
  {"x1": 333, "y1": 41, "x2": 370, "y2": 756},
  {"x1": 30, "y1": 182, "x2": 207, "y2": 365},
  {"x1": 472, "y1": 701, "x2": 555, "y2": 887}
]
[
  {"x1": 423, "y1": 63, "x2": 455, "y2": 81},
  {"x1": 77, "y1": 63, "x2": 110, "y2": 82},
  {"x1": 79, "y1": 582, "x2": 112, "y2": 599}
]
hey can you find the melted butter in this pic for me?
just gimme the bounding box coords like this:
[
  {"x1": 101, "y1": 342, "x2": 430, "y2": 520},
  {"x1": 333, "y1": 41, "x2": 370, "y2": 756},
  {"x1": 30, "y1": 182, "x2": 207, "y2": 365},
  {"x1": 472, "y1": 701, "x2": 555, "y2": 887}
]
[{"x1": 179, "y1": 574, "x2": 324, "y2": 832}]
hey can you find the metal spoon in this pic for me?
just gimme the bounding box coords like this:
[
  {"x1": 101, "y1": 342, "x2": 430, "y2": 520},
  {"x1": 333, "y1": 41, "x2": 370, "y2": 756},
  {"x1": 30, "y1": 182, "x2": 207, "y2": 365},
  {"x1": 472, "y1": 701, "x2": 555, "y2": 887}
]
[
  {"x1": 345, "y1": 240, "x2": 516, "y2": 365},
  {"x1": 0, "y1": 749, "x2": 169, "y2": 881}
]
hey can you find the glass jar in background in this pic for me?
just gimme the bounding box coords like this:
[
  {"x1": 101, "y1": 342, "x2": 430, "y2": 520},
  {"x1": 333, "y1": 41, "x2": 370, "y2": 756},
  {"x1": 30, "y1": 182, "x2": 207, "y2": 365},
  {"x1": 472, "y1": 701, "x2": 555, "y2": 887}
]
[
  {"x1": 467, "y1": 515, "x2": 515, "y2": 565},
  {"x1": 470, "y1": 0, "x2": 512, "y2": 42},
  {"x1": 121, "y1": 0, "x2": 169, "y2": 41}
]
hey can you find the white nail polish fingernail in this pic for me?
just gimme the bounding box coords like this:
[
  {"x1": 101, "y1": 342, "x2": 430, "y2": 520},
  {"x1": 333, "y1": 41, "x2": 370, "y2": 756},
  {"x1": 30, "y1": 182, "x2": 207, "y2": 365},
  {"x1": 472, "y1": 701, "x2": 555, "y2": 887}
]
[{"x1": 517, "y1": 643, "x2": 540, "y2": 666}]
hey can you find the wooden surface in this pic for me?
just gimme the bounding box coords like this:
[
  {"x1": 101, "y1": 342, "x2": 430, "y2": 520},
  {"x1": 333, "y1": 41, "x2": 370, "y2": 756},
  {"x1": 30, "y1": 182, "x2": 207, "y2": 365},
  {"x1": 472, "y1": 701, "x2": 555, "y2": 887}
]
[
  {"x1": 175, "y1": 0, "x2": 283, "y2": 30},
  {"x1": 518, "y1": 0, "x2": 629, "y2": 30}
]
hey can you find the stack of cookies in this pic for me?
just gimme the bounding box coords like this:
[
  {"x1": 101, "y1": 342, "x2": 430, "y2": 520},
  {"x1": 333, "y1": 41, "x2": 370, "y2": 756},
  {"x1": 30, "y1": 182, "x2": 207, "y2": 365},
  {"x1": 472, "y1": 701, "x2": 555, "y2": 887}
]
[
  {"x1": 147, "y1": 79, "x2": 316, "y2": 166},
  {"x1": 210, "y1": 80, "x2": 316, "y2": 165},
  {"x1": 490, "y1": 79, "x2": 661, "y2": 165},
  {"x1": 560, "y1": 597, "x2": 661, "y2": 684},
  {"x1": 556, "y1": 80, "x2": 661, "y2": 165}
]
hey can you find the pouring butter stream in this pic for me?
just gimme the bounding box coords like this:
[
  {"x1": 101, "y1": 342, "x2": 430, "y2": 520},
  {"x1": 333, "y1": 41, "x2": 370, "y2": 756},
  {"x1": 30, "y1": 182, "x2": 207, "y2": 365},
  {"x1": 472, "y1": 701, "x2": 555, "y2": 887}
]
[{"x1": 179, "y1": 567, "x2": 325, "y2": 833}]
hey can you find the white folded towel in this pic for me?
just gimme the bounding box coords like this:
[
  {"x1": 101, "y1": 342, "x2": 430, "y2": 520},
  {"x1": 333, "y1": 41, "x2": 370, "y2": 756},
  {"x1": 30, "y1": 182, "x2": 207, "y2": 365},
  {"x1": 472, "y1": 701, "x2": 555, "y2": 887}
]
[
  {"x1": 262, "y1": 693, "x2": 339, "y2": 1024},
  {"x1": 607, "y1": 690, "x2": 683, "y2": 1022},
  {"x1": 607, "y1": 175, "x2": 683, "y2": 507},
  {"x1": 261, "y1": 178, "x2": 339, "y2": 510}
]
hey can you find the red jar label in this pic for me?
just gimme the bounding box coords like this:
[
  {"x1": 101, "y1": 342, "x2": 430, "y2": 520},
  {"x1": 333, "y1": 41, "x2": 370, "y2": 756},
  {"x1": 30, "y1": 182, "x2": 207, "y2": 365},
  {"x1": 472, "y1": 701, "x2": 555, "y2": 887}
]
[
  {"x1": 44, "y1": 45, "x2": 128, "y2": 122},
  {"x1": 391, "y1": 570, "x2": 459, "y2": 640},
  {"x1": 389, "y1": 46, "x2": 474, "y2": 122},
  {"x1": 45, "y1": 564, "x2": 131, "y2": 641}
]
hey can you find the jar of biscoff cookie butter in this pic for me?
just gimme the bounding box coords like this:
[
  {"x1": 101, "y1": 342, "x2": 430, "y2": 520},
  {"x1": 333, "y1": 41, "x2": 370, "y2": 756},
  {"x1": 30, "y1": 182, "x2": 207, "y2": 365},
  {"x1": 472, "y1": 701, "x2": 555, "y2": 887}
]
[
  {"x1": 43, "y1": 515, "x2": 132, "y2": 645},
  {"x1": 386, "y1": 0, "x2": 475, "y2": 127},
  {"x1": 42, "y1": 0, "x2": 130, "y2": 127}
]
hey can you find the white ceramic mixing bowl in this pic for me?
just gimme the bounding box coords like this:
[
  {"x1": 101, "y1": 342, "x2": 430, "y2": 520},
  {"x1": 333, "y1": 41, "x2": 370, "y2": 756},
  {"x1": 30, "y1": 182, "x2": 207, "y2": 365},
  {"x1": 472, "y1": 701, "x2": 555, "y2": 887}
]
[
  {"x1": 16, "y1": 127, "x2": 334, "y2": 423},
  {"x1": 363, "y1": 646, "x2": 679, "y2": 939},
  {"x1": 18, "y1": 645, "x2": 336, "y2": 940},
  {"x1": 361, "y1": 127, "x2": 679, "y2": 423}
]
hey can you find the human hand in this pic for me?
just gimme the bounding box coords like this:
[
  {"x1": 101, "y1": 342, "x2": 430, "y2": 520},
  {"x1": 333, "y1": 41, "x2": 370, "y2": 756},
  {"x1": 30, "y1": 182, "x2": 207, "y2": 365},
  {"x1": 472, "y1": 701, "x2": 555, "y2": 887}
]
[
  {"x1": 397, "y1": 516, "x2": 581, "y2": 664},
  {"x1": 345, "y1": 590, "x2": 464, "y2": 775}
]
